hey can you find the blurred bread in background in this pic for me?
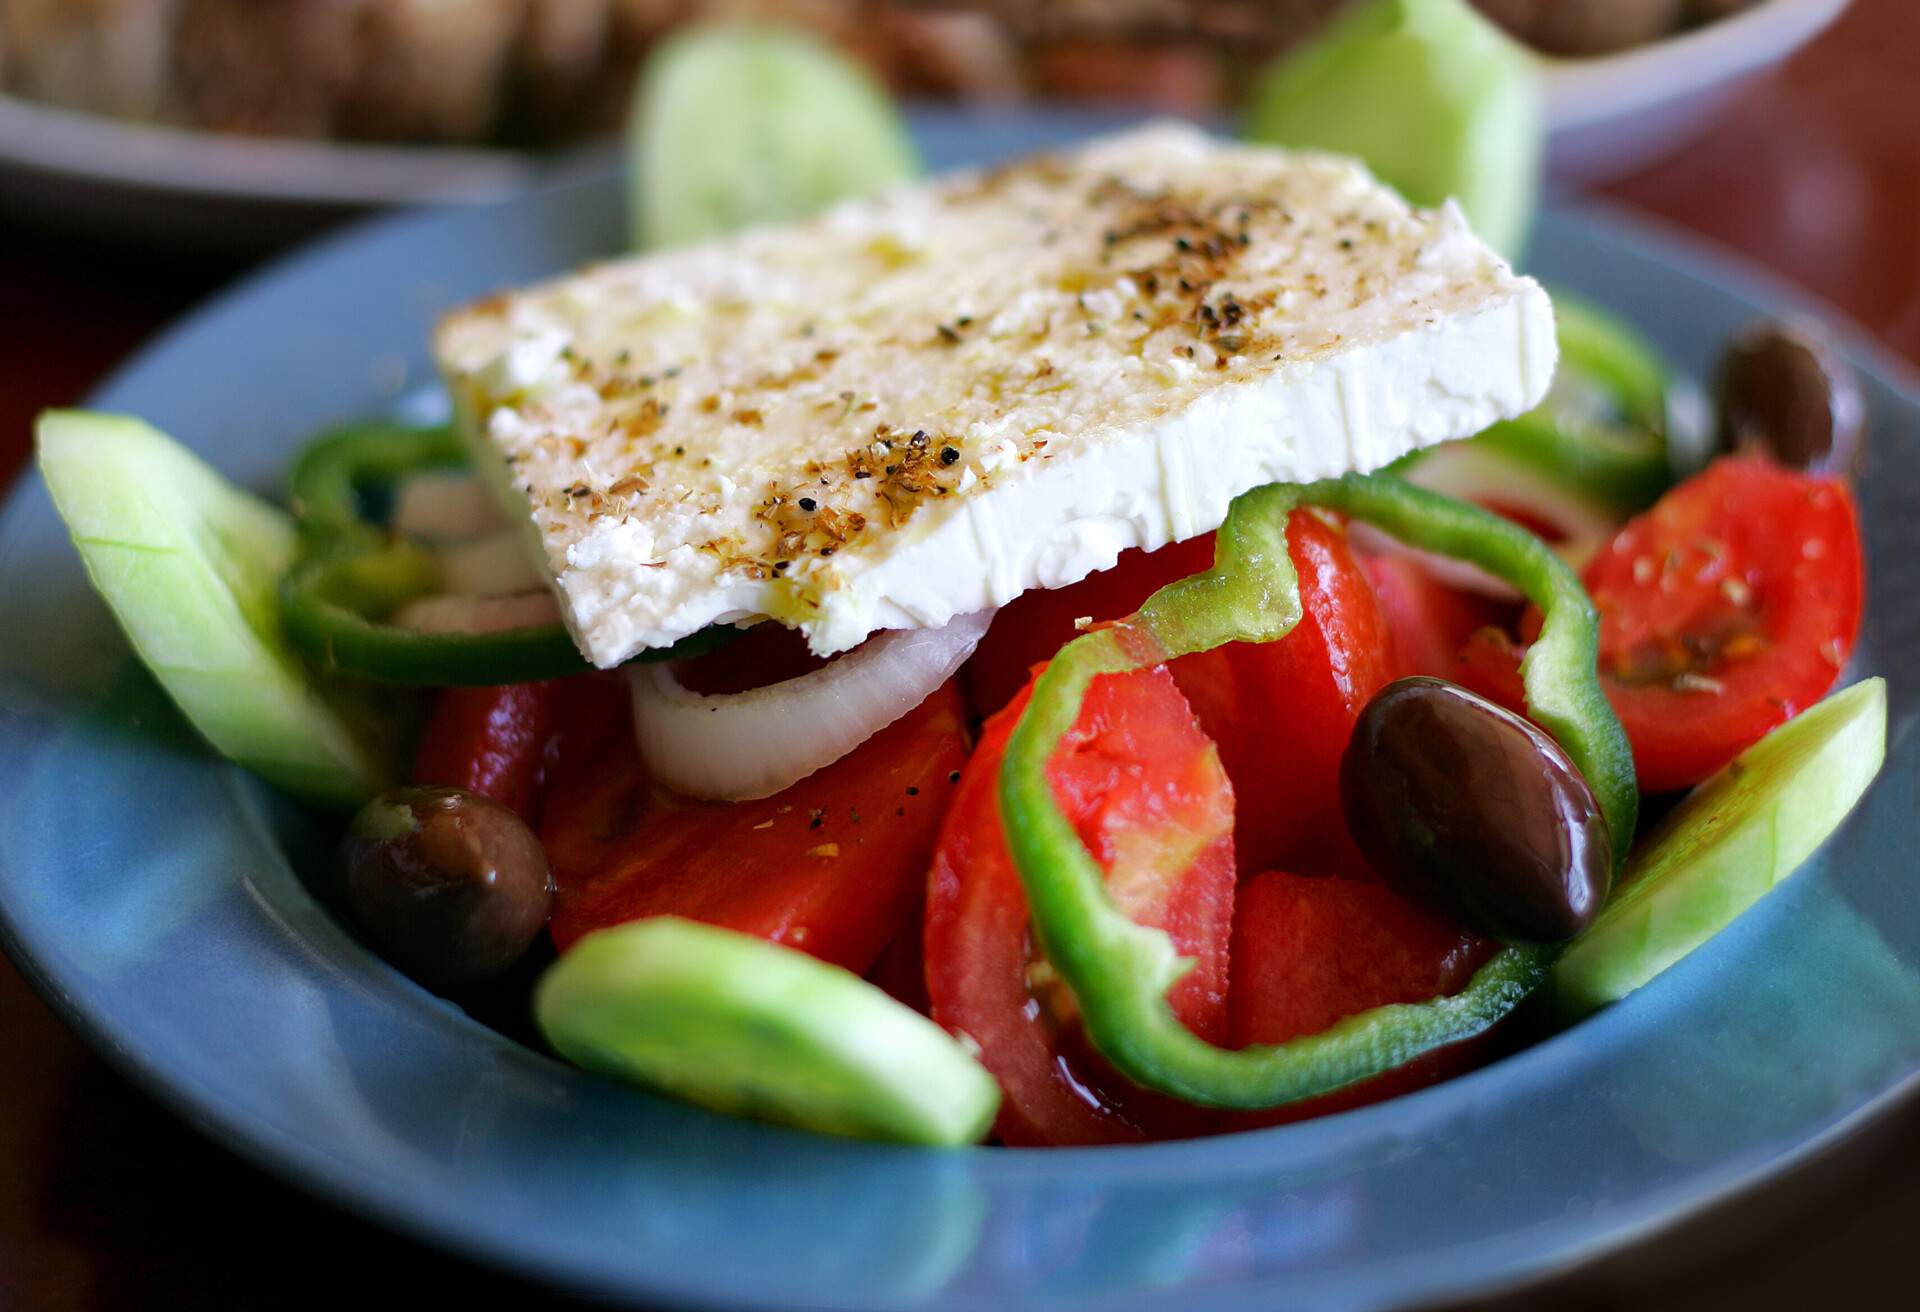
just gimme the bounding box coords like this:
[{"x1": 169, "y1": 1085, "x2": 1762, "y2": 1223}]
[
  {"x1": 168, "y1": 2, "x2": 355, "y2": 138},
  {"x1": 1472, "y1": 1, "x2": 1710, "y2": 56},
  {"x1": 0, "y1": 0, "x2": 1771, "y2": 147},
  {"x1": 2, "y1": 0, "x2": 178, "y2": 121}
]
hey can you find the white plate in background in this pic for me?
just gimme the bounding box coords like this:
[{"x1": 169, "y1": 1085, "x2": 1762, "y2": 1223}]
[
  {"x1": 1542, "y1": 0, "x2": 1852, "y2": 184},
  {"x1": 0, "y1": 0, "x2": 1853, "y2": 253},
  {"x1": 0, "y1": 92, "x2": 581, "y2": 252}
]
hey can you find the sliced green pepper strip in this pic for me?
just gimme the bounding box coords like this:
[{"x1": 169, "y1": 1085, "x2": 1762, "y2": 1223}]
[
  {"x1": 280, "y1": 419, "x2": 737, "y2": 684},
  {"x1": 282, "y1": 420, "x2": 588, "y2": 684},
  {"x1": 287, "y1": 421, "x2": 468, "y2": 545},
  {"x1": 998, "y1": 473, "x2": 1637, "y2": 1109},
  {"x1": 278, "y1": 543, "x2": 590, "y2": 685},
  {"x1": 278, "y1": 544, "x2": 734, "y2": 686}
]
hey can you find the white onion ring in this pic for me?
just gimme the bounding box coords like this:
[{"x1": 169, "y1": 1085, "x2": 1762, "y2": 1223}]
[
  {"x1": 392, "y1": 469, "x2": 505, "y2": 542},
  {"x1": 628, "y1": 611, "x2": 992, "y2": 801},
  {"x1": 436, "y1": 527, "x2": 548, "y2": 597},
  {"x1": 391, "y1": 590, "x2": 563, "y2": 635},
  {"x1": 1348, "y1": 520, "x2": 1520, "y2": 600}
]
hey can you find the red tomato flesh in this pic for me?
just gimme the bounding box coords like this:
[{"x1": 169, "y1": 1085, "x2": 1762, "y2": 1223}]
[
  {"x1": 1222, "y1": 871, "x2": 1497, "y2": 1128},
  {"x1": 412, "y1": 681, "x2": 560, "y2": 820},
  {"x1": 540, "y1": 678, "x2": 969, "y2": 974},
  {"x1": 926, "y1": 667, "x2": 1236, "y2": 1146},
  {"x1": 964, "y1": 535, "x2": 1216, "y2": 719},
  {"x1": 1359, "y1": 550, "x2": 1512, "y2": 682},
  {"x1": 866, "y1": 927, "x2": 932, "y2": 1016},
  {"x1": 1476, "y1": 497, "x2": 1571, "y2": 545},
  {"x1": 1175, "y1": 512, "x2": 1399, "y2": 873},
  {"x1": 1460, "y1": 454, "x2": 1864, "y2": 793},
  {"x1": 966, "y1": 511, "x2": 1395, "y2": 874},
  {"x1": 674, "y1": 621, "x2": 827, "y2": 694}
]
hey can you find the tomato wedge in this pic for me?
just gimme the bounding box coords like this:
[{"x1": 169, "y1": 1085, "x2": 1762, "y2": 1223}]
[
  {"x1": 1173, "y1": 511, "x2": 1398, "y2": 873},
  {"x1": 541, "y1": 678, "x2": 969, "y2": 974},
  {"x1": 1221, "y1": 871, "x2": 1497, "y2": 1128},
  {"x1": 674, "y1": 620, "x2": 827, "y2": 694},
  {"x1": 926, "y1": 667, "x2": 1236, "y2": 1146},
  {"x1": 412, "y1": 681, "x2": 560, "y2": 820},
  {"x1": 866, "y1": 926, "x2": 932, "y2": 1016},
  {"x1": 1461, "y1": 454, "x2": 1863, "y2": 792},
  {"x1": 967, "y1": 512, "x2": 1394, "y2": 874},
  {"x1": 964, "y1": 535, "x2": 1216, "y2": 719},
  {"x1": 1358, "y1": 550, "x2": 1511, "y2": 681}
]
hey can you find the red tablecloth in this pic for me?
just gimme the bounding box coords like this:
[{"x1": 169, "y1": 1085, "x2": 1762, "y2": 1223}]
[{"x1": 4, "y1": 4, "x2": 1917, "y2": 1307}]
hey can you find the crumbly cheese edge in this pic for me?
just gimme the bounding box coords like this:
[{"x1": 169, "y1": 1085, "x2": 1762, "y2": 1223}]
[
  {"x1": 808, "y1": 280, "x2": 1558, "y2": 653},
  {"x1": 451, "y1": 279, "x2": 1555, "y2": 665}
]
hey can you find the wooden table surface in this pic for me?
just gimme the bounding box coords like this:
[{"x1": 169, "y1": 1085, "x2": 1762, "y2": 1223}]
[{"x1": 4, "y1": 4, "x2": 1918, "y2": 1308}]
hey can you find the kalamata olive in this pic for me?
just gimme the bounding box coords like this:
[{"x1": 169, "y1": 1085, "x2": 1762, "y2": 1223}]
[
  {"x1": 339, "y1": 785, "x2": 552, "y2": 990},
  {"x1": 1340, "y1": 677, "x2": 1611, "y2": 943},
  {"x1": 1715, "y1": 319, "x2": 1865, "y2": 476}
]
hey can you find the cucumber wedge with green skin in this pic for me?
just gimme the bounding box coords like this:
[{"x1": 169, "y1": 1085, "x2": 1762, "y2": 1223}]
[
  {"x1": 629, "y1": 24, "x2": 920, "y2": 250},
  {"x1": 536, "y1": 918, "x2": 1001, "y2": 1146},
  {"x1": 1243, "y1": 0, "x2": 1542, "y2": 259},
  {"x1": 36, "y1": 410, "x2": 391, "y2": 808},
  {"x1": 1552, "y1": 678, "x2": 1888, "y2": 1021}
]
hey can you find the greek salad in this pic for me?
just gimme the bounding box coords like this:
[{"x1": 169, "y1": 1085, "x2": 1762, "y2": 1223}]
[{"x1": 35, "y1": 1, "x2": 1885, "y2": 1148}]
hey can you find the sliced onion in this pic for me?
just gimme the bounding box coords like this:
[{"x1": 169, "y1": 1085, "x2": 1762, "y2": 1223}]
[
  {"x1": 1348, "y1": 520, "x2": 1523, "y2": 602},
  {"x1": 392, "y1": 469, "x2": 505, "y2": 542},
  {"x1": 392, "y1": 590, "x2": 562, "y2": 635},
  {"x1": 1368, "y1": 442, "x2": 1623, "y2": 599},
  {"x1": 629, "y1": 611, "x2": 991, "y2": 801},
  {"x1": 437, "y1": 527, "x2": 548, "y2": 597},
  {"x1": 391, "y1": 468, "x2": 506, "y2": 541}
]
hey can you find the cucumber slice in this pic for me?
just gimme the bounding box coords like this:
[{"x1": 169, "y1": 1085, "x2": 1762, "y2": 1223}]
[
  {"x1": 628, "y1": 23, "x2": 920, "y2": 250},
  {"x1": 1552, "y1": 678, "x2": 1888, "y2": 1020},
  {"x1": 1243, "y1": 0, "x2": 1542, "y2": 259},
  {"x1": 36, "y1": 410, "x2": 390, "y2": 808},
  {"x1": 536, "y1": 918, "x2": 1000, "y2": 1145}
]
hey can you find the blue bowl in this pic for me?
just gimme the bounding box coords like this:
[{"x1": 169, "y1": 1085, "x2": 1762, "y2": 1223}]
[{"x1": 3, "y1": 110, "x2": 1919, "y2": 1311}]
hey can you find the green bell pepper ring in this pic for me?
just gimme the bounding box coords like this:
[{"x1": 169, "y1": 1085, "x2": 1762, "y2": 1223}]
[
  {"x1": 278, "y1": 544, "x2": 734, "y2": 687},
  {"x1": 287, "y1": 421, "x2": 469, "y2": 545},
  {"x1": 279, "y1": 419, "x2": 736, "y2": 685},
  {"x1": 997, "y1": 472, "x2": 1637, "y2": 1109},
  {"x1": 280, "y1": 420, "x2": 591, "y2": 684},
  {"x1": 279, "y1": 542, "x2": 584, "y2": 686}
]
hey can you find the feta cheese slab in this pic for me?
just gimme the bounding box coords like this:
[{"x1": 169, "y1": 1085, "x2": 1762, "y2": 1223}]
[{"x1": 435, "y1": 122, "x2": 1556, "y2": 665}]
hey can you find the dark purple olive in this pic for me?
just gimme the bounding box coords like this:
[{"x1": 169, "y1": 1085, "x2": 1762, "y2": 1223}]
[
  {"x1": 1716, "y1": 319, "x2": 1865, "y2": 476},
  {"x1": 339, "y1": 785, "x2": 552, "y2": 991},
  {"x1": 1341, "y1": 678, "x2": 1611, "y2": 943}
]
